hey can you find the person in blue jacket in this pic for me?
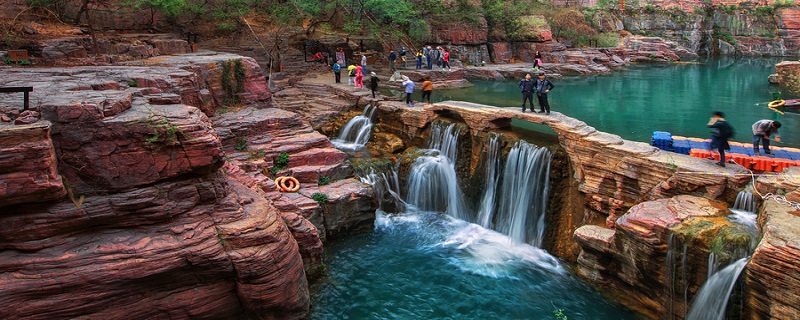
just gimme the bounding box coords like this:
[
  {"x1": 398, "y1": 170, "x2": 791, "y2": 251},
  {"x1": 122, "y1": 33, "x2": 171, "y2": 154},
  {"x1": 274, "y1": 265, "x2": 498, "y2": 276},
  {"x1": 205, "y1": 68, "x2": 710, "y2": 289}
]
[
  {"x1": 332, "y1": 62, "x2": 342, "y2": 84},
  {"x1": 535, "y1": 72, "x2": 555, "y2": 114}
]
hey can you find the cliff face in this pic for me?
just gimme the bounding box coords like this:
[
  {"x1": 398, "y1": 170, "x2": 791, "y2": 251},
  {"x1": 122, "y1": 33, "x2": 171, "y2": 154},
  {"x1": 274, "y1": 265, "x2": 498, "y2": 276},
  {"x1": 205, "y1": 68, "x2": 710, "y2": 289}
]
[
  {"x1": 745, "y1": 167, "x2": 800, "y2": 319},
  {"x1": 0, "y1": 52, "x2": 375, "y2": 319}
]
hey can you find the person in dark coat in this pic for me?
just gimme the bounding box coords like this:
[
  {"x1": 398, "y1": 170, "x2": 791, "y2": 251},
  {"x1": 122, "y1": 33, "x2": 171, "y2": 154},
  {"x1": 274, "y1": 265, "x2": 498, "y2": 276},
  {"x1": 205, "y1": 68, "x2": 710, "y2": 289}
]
[
  {"x1": 517, "y1": 74, "x2": 536, "y2": 113},
  {"x1": 535, "y1": 72, "x2": 555, "y2": 114},
  {"x1": 369, "y1": 72, "x2": 380, "y2": 98},
  {"x1": 708, "y1": 111, "x2": 734, "y2": 167}
]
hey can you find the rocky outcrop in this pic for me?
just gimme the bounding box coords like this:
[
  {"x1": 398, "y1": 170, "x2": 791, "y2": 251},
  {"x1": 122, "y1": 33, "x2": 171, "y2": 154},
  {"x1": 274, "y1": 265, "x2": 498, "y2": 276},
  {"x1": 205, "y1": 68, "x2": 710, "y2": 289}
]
[
  {"x1": 573, "y1": 195, "x2": 749, "y2": 320},
  {"x1": 769, "y1": 60, "x2": 800, "y2": 93},
  {"x1": 745, "y1": 167, "x2": 800, "y2": 319},
  {"x1": 0, "y1": 52, "x2": 377, "y2": 319},
  {"x1": 0, "y1": 174, "x2": 309, "y2": 319},
  {"x1": 0, "y1": 122, "x2": 66, "y2": 206}
]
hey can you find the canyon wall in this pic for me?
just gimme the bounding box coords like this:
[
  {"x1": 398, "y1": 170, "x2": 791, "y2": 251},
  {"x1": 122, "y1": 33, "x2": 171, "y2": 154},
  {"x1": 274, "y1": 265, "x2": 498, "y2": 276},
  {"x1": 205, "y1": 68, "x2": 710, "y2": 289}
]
[{"x1": 0, "y1": 53, "x2": 375, "y2": 318}]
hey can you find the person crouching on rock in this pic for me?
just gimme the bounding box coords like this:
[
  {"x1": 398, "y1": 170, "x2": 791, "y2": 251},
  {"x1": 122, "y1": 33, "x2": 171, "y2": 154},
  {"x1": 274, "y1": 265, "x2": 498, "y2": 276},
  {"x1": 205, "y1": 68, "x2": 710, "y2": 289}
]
[
  {"x1": 518, "y1": 73, "x2": 536, "y2": 113},
  {"x1": 708, "y1": 111, "x2": 734, "y2": 167},
  {"x1": 402, "y1": 76, "x2": 415, "y2": 106}
]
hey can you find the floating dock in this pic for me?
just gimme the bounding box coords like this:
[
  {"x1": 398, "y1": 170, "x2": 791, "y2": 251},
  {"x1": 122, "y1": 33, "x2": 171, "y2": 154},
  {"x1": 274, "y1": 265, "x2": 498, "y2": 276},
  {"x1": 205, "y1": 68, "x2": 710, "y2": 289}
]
[{"x1": 652, "y1": 131, "x2": 800, "y2": 172}]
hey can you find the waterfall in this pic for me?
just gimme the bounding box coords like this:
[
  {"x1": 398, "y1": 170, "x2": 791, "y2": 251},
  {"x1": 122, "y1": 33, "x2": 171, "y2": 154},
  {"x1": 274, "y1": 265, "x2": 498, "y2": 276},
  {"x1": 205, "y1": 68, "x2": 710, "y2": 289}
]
[
  {"x1": 686, "y1": 258, "x2": 749, "y2": 320},
  {"x1": 476, "y1": 134, "x2": 501, "y2": 229},
  {"x1": 427, "y1": 122, "x2": 462, "y2": 164},
  {"x1": 732, "y1": 191, "x2": 756, "y2": 213},
  {"x1": 359, "y1": 166, "x2": 405, "y2": 212},
  {"x1": 406, "y1": 153, "x2": 468, "y2": 221},
  {"x1": 666, "y1": 233, "x2": 678, "y2": 320},
  {"x1": 332, "y1": 104, "x2": 376, "y2": 151},
  {"x1": 728, "y1": 191, "x2": 759, "y2": 248},
  {"x1": 707, "y1": 252, "x2": 718, "y2": 279},
  {"x1": 494, "y1": 141, "x2": 552, "y2": 246}
]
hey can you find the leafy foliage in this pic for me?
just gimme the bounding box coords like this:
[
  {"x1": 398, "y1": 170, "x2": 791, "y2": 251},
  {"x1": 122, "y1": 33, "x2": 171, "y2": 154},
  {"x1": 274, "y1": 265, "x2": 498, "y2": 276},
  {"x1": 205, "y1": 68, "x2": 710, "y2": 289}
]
[
  {"x1": 318, "y1": 175, "x2": 331, "y2": 186},
  {"x1": 311, "y1": 192, "x2": 329, "y2": 203}
]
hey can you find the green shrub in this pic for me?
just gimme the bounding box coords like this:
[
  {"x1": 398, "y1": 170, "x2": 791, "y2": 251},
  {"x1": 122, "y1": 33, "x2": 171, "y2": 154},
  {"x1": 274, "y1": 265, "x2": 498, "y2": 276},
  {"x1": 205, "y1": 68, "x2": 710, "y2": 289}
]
[
  {"x1": 128, "y1": 79, "x2": 138, "y2": 87},
  {"x1": 234, "y1": 138, "x2": 248, "y2": 151},
  {"x1": 247, "y1": 149, "x2": 265, "y2": 160},
  {"x1": 318, "y1": 175, "x2": 331, "y2": 186},
  {"x1": 271, "y1": 152, "x2": 290, "y2": 175},
  {"x1": 311, "y1": 192, "x2": 329, "y2": 203}
]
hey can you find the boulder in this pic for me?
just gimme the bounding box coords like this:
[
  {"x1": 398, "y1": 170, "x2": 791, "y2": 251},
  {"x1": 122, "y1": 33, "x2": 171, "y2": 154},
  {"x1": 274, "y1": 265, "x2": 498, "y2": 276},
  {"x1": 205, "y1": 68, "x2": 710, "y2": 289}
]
[{"x1": 0, "y1": 122, "x2": 66, "y2": 207}]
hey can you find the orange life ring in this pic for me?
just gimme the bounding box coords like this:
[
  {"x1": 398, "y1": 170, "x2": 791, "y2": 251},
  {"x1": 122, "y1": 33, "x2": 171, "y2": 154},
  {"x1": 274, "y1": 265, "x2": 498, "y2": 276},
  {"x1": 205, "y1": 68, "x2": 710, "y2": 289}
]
[
  {"x1": 274, "y1": 176, "x2": 286, "y2": 192},
  {"x1": 768, "y1": 99, "x2": 786, "y2": 108},
  {"x1": 284, "y1": 177, "x2": 300, "y2": 192}
]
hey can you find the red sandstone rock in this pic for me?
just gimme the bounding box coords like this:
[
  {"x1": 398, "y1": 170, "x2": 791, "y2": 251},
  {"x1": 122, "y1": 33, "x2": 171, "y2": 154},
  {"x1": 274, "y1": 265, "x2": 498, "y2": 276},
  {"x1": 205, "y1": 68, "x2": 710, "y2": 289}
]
[
  {"x1": 0, "y1": 122, "x2": 66, "y2": 207},
  {"x1": 0, "y1": 175, "x2": 308, "y2": 319},
  {"x1": 428, "y1": 15, "x2": 488, "y2": 45}
]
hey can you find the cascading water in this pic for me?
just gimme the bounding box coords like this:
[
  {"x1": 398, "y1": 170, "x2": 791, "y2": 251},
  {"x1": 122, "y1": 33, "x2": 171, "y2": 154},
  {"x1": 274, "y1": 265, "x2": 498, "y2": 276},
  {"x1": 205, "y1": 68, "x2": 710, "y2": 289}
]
[
  {"x1": 493, "y1": 141, "x2": 552, "y2": 246},
  {"x1": 476, "y1": 133, "x2": 501, "y2": 229},
  {"x1": 406, "y1": 153, "x2": 468, "y2": 221},
  {"x1": 359, "y1": 166, "x2": 405, "y2": 212},
  {"x1": 727, "y1": 190, "x2": 760, "y2": 252},
  {"x1": 686, "y1": 258, "x2": 749, "y2": 320},
  {"x1": 427, "y1": 122, "x2": 462, "y2": 164},
  {"x1": 331, "y1": 104, "x2": 376, "y2": 151}
]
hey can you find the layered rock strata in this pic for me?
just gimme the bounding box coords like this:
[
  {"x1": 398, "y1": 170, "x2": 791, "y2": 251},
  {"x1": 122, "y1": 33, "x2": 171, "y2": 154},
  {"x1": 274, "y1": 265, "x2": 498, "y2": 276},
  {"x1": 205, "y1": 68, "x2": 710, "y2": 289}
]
[
  {"x1": 0, "y1": 52, "x2": 375, "y2": 318},
  {"x1": 745, "y1": 167, "x2": 800, "y2": 319}
]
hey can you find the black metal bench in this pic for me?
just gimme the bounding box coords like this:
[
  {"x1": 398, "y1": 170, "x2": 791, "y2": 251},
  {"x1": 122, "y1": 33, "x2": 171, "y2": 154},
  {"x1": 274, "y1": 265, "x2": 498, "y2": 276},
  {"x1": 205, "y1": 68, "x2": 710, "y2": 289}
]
[{"x1": 0, "y1": 86, "x2": 33, "y2": 110}]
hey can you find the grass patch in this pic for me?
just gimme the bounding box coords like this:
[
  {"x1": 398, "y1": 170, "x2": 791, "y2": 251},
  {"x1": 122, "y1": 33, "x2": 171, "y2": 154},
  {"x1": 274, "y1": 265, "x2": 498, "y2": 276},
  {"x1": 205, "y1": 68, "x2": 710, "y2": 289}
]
[
  {"x1": 311, "y1": 192, "x2": 329, "y2": 203},
  {"x1": 318, "y1": 175, "x2": 332, "y2": 186}
]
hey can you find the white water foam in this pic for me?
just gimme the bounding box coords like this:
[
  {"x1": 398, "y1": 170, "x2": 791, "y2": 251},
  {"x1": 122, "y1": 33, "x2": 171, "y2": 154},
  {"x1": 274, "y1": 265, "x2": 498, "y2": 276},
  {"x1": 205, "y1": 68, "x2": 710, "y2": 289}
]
[{"x1": 375, "y1": 211, "x2": 564, "y2": 279}]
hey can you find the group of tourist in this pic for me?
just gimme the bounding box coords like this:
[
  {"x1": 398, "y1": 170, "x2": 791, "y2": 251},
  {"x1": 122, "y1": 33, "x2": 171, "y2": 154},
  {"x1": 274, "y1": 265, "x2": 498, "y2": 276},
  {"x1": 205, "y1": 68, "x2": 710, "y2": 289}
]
[
  {"x1": 707, "y1": 114, "x2": 782, "y2": 167},
  {"x1": 517, "y1": 72, "x2": 555, "y2": 115}
]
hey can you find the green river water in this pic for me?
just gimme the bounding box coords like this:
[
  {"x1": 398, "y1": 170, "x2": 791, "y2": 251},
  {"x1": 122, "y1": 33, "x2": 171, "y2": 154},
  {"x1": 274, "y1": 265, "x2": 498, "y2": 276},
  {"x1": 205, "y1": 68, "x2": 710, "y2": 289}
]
[{"x1": 435, "y1": 58, "x2": 799, "y2": 147}]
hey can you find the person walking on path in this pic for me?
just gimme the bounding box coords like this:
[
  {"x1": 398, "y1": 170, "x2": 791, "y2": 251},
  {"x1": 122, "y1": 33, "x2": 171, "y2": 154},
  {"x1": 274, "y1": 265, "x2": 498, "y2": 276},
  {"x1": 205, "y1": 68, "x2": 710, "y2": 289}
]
[
  {"x1": 422, "y1": 76, "x2": 433, "y2": 105},
  {"x1": 426, "y1": 46, "x2": 433, "y2": 70},
  {"x1": 389, "y1": 50, "x2": 397, "y2": 72},
  {"x1": 752, "y1": 119, "x2": 782, "y2": 155},
  {"x1": 442, "y1": 49, "x2": 451, "y2": 70},
  {"x1": 535, "y1": 72, "x2": 555, "y2": 114},
  {"x1": 369, "y1": 72, "x2": 380, "y2": 98},
  {"x1": 361, "y1": 54, "x2": 368, "y2": 75},
  {"x1": 402, "y1": 76, "x2": 415, "y2": 106},
  {"x1": 400, "y1": 47, "x2": 407, "y2": 68},
  {"x1": 332, "y1": 62, "x2": 342, "y2": 84},
  {"x1": 336, "y1": 47, "x2": 346, "y2": 66},
  {"x1": 347, "y1": 64, "x2": 357, "y2": 86},
  {"x1": 708, "y1": 111, "x2": 735, "y2": 167},
  {"x1": 518, "y1": 74, "x2": 536, "y2": 113},
  {"x1": 355, "y1": 65, "x2": 364, "y2": 89},
  {"x1": 416, "y1": 49, "x2": 424, "y2": 69}
]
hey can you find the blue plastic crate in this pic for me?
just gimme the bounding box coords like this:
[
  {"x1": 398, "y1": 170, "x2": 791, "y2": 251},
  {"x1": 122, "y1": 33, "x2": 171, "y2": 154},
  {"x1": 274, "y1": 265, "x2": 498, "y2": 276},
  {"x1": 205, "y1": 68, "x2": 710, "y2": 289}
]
[
  {"x1": 772, "y1": 150, "x2": 791, "y2": 159},
  {"x1": 652, "y1": 131, "x2": 672, "y2": 141},
  {"x1": 689, "y1": 140, "x2": 710, "y2": 150},
  {"x1": 787, "y1": 151, "x2": 800, "y2": 160},
  {"x1": 672, "y1": 140, "x2": 691, "y2": 155},
  {"x1": 729, "y1": 145, "x2": 752, "y2": 156}
]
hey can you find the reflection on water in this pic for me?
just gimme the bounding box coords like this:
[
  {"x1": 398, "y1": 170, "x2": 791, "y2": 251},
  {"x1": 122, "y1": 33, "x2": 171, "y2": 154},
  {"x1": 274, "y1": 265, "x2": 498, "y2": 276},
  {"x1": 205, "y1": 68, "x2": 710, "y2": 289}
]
[{"x1": 432, "y1": 58, "x2": 799, "y2": 146}]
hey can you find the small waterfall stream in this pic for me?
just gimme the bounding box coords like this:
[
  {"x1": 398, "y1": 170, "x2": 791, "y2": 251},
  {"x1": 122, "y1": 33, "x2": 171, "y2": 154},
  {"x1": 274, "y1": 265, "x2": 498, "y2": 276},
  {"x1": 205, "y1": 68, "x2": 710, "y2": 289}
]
[
  {"x1": 406, "y1": 122, "x2": 467, "y2": 221},
  {"x1": 427, "y1": 122, "x2": 462, "y2": 164},
  {"x1": 332, "y1": 104, "x2": 376, "y2": 150},
  {"x1": 476, "y1": 134, "x2": 501, "y2": 229},
  {"x1": 493, "y1": 141, "x2": 552, "y2": 246},
  {"x1": 686, "y1": 258, "x2": 749, "y2": 320}
]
